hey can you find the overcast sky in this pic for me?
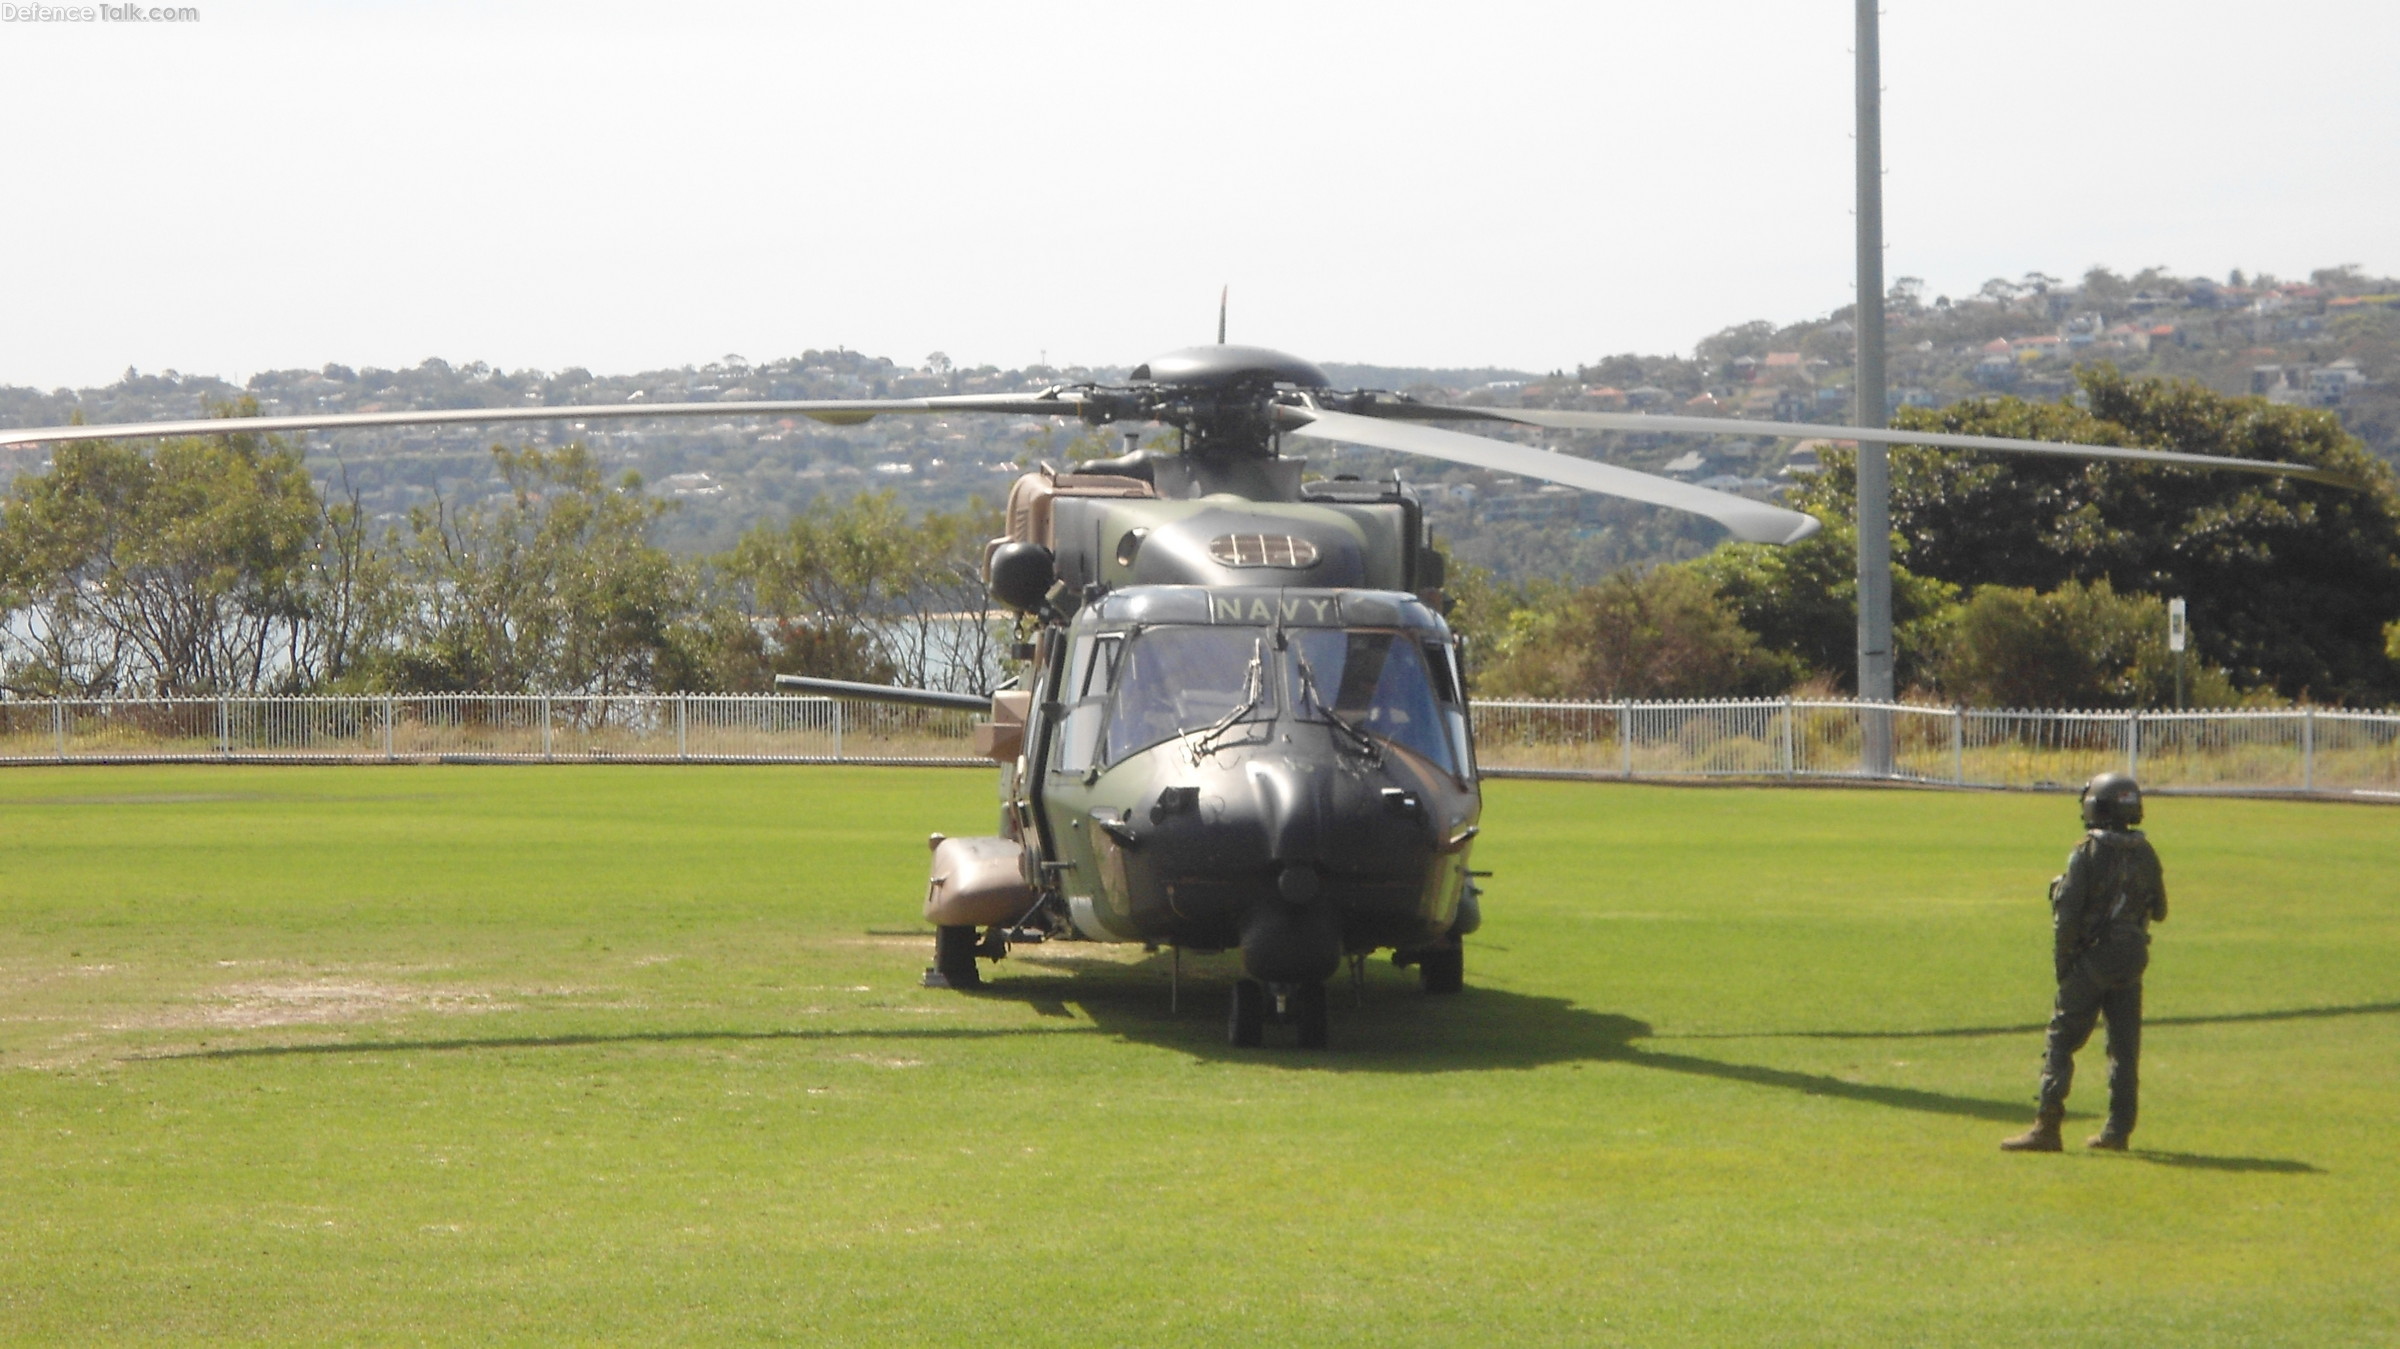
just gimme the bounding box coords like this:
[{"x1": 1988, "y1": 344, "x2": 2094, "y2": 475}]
[{"x1": 1, "y1": 0, "x2": 2391, "y2": 389}]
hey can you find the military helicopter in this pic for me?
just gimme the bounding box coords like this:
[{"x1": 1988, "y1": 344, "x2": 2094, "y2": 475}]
[{"x1": 0, "y1": 335, "x2": 2357, "y2": 1048}]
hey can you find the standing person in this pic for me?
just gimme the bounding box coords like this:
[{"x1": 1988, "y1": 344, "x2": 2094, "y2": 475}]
[{"x1": 2001, "y1": 771, "x2": 2169, "y2": 1153}]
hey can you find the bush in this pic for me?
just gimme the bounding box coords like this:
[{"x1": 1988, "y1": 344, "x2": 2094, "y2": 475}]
[
  {"x1": 1928, "y1": 579, "x2": 2248, "y2": 708},
  {"x1": 1476, "y1": 566, "x2": 1796, "y2": 700},
  {"x1": 1790, "y1": 367, "x2": 2400, "y2": 704},
  {"x1": 1687, "y1": 522, "x2": 1957, "y2": 693}
]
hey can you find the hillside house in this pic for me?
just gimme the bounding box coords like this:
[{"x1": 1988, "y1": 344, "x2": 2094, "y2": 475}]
[{"x1": 2309, "y1": 360, "x2": 2366, "y2": 405}]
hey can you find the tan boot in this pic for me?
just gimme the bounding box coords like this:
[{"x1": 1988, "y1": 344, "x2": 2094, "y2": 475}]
[
  {"x1": 2000, "y1": 1108, "x2": 2064, "y2": 1152},
  {"x1": 2085, "y1": 1130, "x2": 2129, "y2": 1151}
]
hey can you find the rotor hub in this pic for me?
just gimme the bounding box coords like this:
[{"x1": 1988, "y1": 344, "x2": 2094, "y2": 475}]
[{"x1": 1080, "y1": 344, "x2": 1330, "y2": 460}]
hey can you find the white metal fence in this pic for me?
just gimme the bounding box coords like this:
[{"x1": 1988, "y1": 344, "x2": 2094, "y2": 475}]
[
  {"x1": 0, "y1": 695, "x2": 977, "y2": 767},
  {"x1": 1469, "y1": 699, "x2": 2400, "y2": 799},
  {"x1": 0, "y1": 694, "x2": 2393, "y2": 798}
]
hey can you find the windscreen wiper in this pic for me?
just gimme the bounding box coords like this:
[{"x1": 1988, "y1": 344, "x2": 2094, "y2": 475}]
[
  {"x1": 1192, "y1": 637, "x2": 1268, "y2": 757},
  {"x1": 1293, "y1": 653, "x2": 1382, "y2": 763}
]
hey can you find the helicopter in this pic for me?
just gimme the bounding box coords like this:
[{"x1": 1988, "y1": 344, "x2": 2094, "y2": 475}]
[{"x1": 0, "y1": 337, "x2": 2359, "y2": 1048}]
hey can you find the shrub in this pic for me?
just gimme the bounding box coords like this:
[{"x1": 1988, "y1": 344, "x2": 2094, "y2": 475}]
[
  {"x1": 1477, "y1": 566, "x2": 1796, "y2": 700},
  {"x1": 1929, "y1": 579, "x2": 2248, "y2": 708}
]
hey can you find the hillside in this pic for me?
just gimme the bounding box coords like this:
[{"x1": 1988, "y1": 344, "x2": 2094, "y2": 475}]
[{"x1": 3, "y1": 263, "x2": 2389, "y2": 582}]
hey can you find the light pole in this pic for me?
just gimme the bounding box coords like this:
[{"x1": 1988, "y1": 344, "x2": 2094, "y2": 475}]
[{"x1": 1854, "y1": 0, "x2": 1895, "y2": 772}]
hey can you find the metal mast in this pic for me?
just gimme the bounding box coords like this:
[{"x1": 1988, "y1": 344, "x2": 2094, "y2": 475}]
[{"x1": 1853, "y1": 0, "x2": 1895, "y2": 772}]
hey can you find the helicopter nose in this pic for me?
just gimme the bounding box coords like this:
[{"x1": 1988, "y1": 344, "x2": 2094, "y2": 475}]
[
  {"x1": 1275, "y1": 863, "x2": 1321, "y2": 904},
  {"x1": 1246, "y1": 756, "x2": 1329, "y2": 868}
]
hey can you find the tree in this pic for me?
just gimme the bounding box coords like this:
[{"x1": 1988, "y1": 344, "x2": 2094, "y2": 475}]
[
  {"x1": 1686, "y1": 522, "x2": 1957, "y2": 693},
  {"x1": 1790, "y1": 368, "x2": 2400, "y2": 704},
  {"x1": 299, "y1": 468, "x2": 404, "y2": 690},
  {"x1": 0, "y1": 415, "x2": 322, "y2": 694},
  {"x1": 721, "y1": 492, "x2": 1003, "y2": 693},
  {"x1": 1695, "y1": 320, "x2": 1779, "y2": 366},
  {"x1": 1930, "y1": 579, "x2": 2244, "y2": 709},
  {"x1": 388, "y1": 444, "x2": 694, "y2": 694},
  {"x1": 1474, "y1": 566, "x2": 1791, "y2": 701},
  {"x1": 1432, "y1": 554, "x2": 1513, "y2": 694}
]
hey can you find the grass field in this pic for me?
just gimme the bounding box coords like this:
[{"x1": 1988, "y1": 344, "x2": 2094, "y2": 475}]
[{"x1": 0, "y1": 766, "x2": 2393, "y2": 1345}]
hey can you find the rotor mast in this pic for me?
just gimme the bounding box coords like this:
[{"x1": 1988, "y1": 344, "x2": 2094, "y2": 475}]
[{"x1": 1853, "y1": 0, "x2": 1895, "y2": 771}]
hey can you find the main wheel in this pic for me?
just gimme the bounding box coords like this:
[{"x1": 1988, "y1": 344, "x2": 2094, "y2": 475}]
[
  {"x1": 1293, "y1": 980, "x2": 1329, "y2": 1049},
  {"x1": 1419, "y1": 943, "x2": 1464, "y2": 995},
  {"x1": 1228, "y1": 978, "x2": 1266, "y2": 1047},
  {"x1": 934, "y1": 924, "x2": 983, "y2": 989}
]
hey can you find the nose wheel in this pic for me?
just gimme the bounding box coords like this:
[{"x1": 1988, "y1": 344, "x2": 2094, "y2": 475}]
[
  {"x1": 1291, "y1": 980, "x2": 1329, "y2": 1049},
  {"x1": 1229, "y1": 979, "x2": 1266, "y2": 1046},
  {"x1": 1418, "y1": 943, "x2": 1463, "y2": 995},
  {"x1": 1227, "y1": 978, "x2": 1329, "y2": 1049},
  {"x1": 930, "y1": 924, "x2": 983, "y2": 989}
]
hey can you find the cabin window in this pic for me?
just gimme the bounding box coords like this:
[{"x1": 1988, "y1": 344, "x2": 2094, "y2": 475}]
[
  {"x1": 1428, "y1": 639, "x2": 1475, "y2": 780},
  {"x1": 1283, "y1": 629, "x2": 1460, "y2": 776},
  {"x1": 1206, "y1": 533, "x2": 1321, "y2": 568},
  {"x1": 1423, "y1": 640, "x2": 1460, "y2": 704},
  {"x1": 1100, "y1": 626, "x2": 1274, "y2": 764},
  {"x1": 1051, "y1": 633, "x2": 1122, "y2": 772}
]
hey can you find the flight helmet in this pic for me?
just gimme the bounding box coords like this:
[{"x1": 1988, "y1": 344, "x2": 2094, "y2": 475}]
[{"x1": 2080, "y1": 771, "x2": 2143, "y2": 828}]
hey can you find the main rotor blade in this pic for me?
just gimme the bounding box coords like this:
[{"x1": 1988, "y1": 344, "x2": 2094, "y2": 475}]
[
  {"x1": 0, "y1": 391, "x2": 1088, "y2": 448},
  {"x1": 1368, "y1": 404, "x2": 2367, "y2": 491},
  {"x1": 1279, "y1": 406, "x2": 1821, "y2": 545}
]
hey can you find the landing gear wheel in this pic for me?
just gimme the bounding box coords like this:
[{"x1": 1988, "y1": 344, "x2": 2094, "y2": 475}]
[
  {"x1": 1419, "y1": 943, "x2": 1464, "y2": 995},
  {"x1": 1293, "y1": 980, "x2": 1330, "y2": 1049},
  {"x1": 1228, "y1": 978, "x2": 1266, "y2": 1047},
  {"x1": 933, "y1": 924, "x2": 983, "y2": 989}
]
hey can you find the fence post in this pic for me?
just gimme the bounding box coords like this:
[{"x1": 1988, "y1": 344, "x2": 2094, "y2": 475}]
[
  {"x1": 540, "y1": 695, "x2": 553, "y2": 762},
  {"x1": 1618, "y1": 699, "x2": 1632, "y2": 778},
  {"x1": 51, "y1": 696, "x2": 65, "y2": 761},
  {"x1": 382, "y1": 694, "x2": 395, "y2": 760},
  {"x1": 2126, "y1": 711, "x2": 2140, "y2": 777},
  {"x1": 1781, "y1": 697, "x2": 1795, "y2": 778},
  {"x1": 834, "y1": 699, "x2": 845, "y2": 764},
  {"x1": 216, "y1": 694, "x2": 230, "y2": 759},
  {"x1": 2302, "y1": 707, "x2": 2315, "y2": 793},
  {"x1": 676, "y1": 693, "x2": 688, "y2": 762},
  {"x1": 1952, "y1": 706, "x2": 1965, "y2": 786}
]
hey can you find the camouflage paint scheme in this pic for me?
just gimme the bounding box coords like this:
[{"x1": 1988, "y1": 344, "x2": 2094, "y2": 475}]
[
  {"x1": 1020, "y1": 584, "x2": 1479, "y2": 984},
  {"x1": 904, "y1": 459, "x2": 1490, "y2": 1030}
]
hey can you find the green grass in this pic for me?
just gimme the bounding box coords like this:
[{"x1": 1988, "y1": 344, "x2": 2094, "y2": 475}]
[{"x1": 0, "y1": 766, "x2": 2393, "y2": 1345}]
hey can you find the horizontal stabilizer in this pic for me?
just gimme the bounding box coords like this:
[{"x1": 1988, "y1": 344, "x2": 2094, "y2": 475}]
[{"x1": 774, "y1": 674, "x2": 989, "y2": 712}]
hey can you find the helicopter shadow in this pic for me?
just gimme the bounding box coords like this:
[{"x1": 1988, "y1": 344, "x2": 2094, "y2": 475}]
[{"x1": 980, "y1": 949, "x2": 2036, "y2": 1124}]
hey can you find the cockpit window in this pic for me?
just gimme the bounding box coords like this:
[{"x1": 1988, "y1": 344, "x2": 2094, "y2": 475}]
[
  {"x1": 1101, "y1": 626, "x2": 1274, "y2": 764},
  {"x1": 1284, "y1": 629, "x2": 1460, "y2": 775}
]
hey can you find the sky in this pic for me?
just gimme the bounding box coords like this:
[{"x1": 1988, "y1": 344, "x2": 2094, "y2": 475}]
[{"x1": 1, "y1": 0, "x2": 2393, "y2": 390}]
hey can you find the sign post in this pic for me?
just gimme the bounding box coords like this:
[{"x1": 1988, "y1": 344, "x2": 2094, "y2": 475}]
[{"x1": 2167, "y1": 598, "x2": 2188, "y2": 710}]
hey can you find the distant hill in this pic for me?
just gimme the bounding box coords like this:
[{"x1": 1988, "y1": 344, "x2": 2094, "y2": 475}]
[
  {"x1": 4, "y1": 263, "x2": 2390, "y2": 583},
  {"x1": 1317, "y1": 363, "x2": 1540, "y2": 394}
]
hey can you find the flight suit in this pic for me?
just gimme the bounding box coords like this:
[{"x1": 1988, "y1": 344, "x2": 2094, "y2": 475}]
[{"x1": 2037, "y1": 827, "x2": 2168, "y2": 1141}]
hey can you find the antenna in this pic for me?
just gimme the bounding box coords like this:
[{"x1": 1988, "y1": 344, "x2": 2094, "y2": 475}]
[{"x1": 1217, "y1": 285, "x2": 1228, "y2": 344}]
